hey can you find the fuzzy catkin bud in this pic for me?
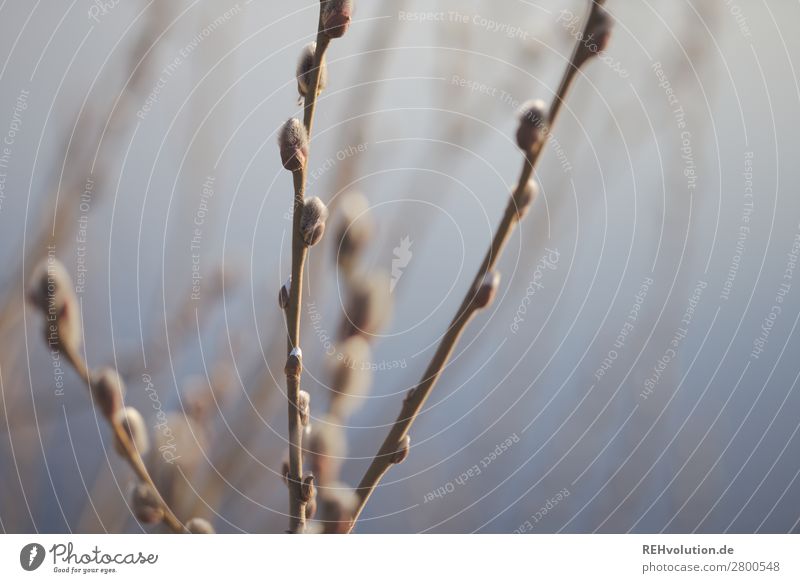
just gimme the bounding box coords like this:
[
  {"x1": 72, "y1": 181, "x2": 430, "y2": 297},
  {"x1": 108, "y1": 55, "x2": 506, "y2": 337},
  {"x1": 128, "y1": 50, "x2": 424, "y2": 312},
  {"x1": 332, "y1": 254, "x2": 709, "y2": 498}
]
[
  {"x1": 278, "y1": 276, "x2": 291, "y2": 310},
  {"x1": 335, "y1": 191, "x2": 373, "y2": 271},
  {"x1": 301, "y1": 197, "x2": 329, "y2": 247},
  {"x1": 304, "y1": 416, "x2": 346, "y2": 486},
  {"x1": 475, "y1": 272, "x2": 500, "y2": 310},
  {"x1": 113, "y1": 407, "x2": 150, "y2": 456},
  {"x1": 339, "y1": 273, "x2": 392, "y2": 339},
  {"x1": 130, "y1": 483, "x2": 164, "y2": 525},
  {"x1": 278, "y1": 118, "x2": 309, "y2": 172},
  {"x1": 305, "y1": 496, "x2": 317, "y2": 520},
  {"x1": 329, "y1": 336, "x2": 372, "y2": 419},
  {"x1": 27, "y1": 258, "x2": 82, "y2": 353},
  {"x1": 319, "y1": 482, "x2": 358, "y2": 534},
  {"x1": 285, "y1": 347, "x2": 303, "y2": 377},
  {"x1": 186, "y1": 517, "x2": 215, "y2": 534},
  {"x1": 27, "y1": 258, "x2": 72, "y2": 313},
  {"x1": 296, "y1": 42, "x2": 327, "y2": 100},
  {"x1": 300, "y1": 474, "x2": 316, "y2": 503},
  {"x1": 514, "y1": 180, "x2": 539, "y2": 220},
  {"x1": 298, "y1": 390, "x2": 311, "y2": 427},
  {"x1": 516, "y1": 100, "x2": 548, "y2": 151},
  {"x1": 391, "y1": 435, "x2": 410, "y2": 465},
  {"x1": 90, "y1": 368, "x2": 126, "y2": 419},
  {"x1": 322, "y1": 0, "x2": 353, "y2": 39},
  {"x1": 574, "y1": 4, "x2": 613, "y2": 68}
]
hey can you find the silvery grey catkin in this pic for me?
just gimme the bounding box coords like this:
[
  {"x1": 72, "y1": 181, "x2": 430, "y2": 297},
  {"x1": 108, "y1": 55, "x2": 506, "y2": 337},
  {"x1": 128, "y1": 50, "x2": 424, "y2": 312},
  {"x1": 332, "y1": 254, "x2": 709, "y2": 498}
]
[
  {"x1": 334, "y1": 191, "x2": 373, "y2": 272},
  {"x1": 574, "y1": 2, "x2": 613, "y2": 68},
  {"x1": 90, "y1": 368, "x2": 126, "y2": 419},
  {"x1": 298, "y1": 390, "x2": 311, "y2": 428},
  {"x1": 186, "y1": 518, "x2": 215, "y2": 534},
  {"x1": 516, "y1": 99, "x2": 548, "y2": 152},
  {"x1": 304, "y1": 416, "x2": 346, "y2": 486},
  {"x1": 300, "y1": 197, "x2": 329, "y2": 247},
  {"x1": 296, "y1": 42, "x2": 328, "y2": 100},
  {"x1": 338, "y1": 273, "x2": 392, "y2": 339},
  {"x1": 321, "y1": 0, "x2": 353, "y2": 39},
  {"x1": 329, "y1": 335, "x2": 372, "y2": 419},
  {"x1": 318, "y1": 482, "x2": 358, "y2": 534},
  {"x1": 130, "y1": 483, "x2": 164, "y2": 525},
  {"x1": 27, "y1": 258, "x2": 81, "y2": 354},
  {"x1": 113, "y1": 406, "x2": 150, "y2": 456},
  {"x1": 278, "y1": 118, "x2": 309, "y2": 172}
]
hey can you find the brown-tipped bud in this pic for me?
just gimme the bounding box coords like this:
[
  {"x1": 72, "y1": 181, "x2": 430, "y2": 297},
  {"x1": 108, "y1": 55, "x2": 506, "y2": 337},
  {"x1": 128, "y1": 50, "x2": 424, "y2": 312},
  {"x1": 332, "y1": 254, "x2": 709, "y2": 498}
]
[
  {"x1": 113, "y1": 406, "x2": 150, "y2": 457},
  {"x1": 90, "y1": 368, "x2": 126, "y2": 419},
  {"x1": 186, "y1": 517, "x2": 215, "y2": 534},
  {"x1": 575, "y1": 4, "x2": 613, "y2": 68},
  {"x1": 322, "y1": 0, "x2": 352, "y2": 39},
  {"x1": 48, "y1": 296, "x2": 81, "y2": 355},
  {"x1": 27, "y1": 258, "x2": 82, "y2": 353},
  {"x1": 285, "y1": 347, "x2": 303, "y2": 377},
  {"x1": 329, "y1": 335, "x2": 372, "y2": 418},
  {"x1": 304, "y1": 415, "x2": 346, "y2": 486},
  {"x1": 403, "y1": 388, "x2": 416, "y2": 406},
  {"x1": 514, "y1": 180, "x2": 540, "y2": 220},
  {"x1": 27, "y1": 258, "x2": 72, "y2": 313},
  {"x1": 305, "y1": 496, "x2": 317, "y2": 520},
  {"x1": 130, "y1": 483, "x2": 164, "y2": 525},
  {"x1": 339, "y1": 273, "x2": 392, "y2": 339},
  {"x1": 278, "y1": 118, "x2": 308, "y2": 172},
  {"x1": 319, "y1": 482, "x2": 358, "y2": 534},
  {"x1": 475, "y1": 272, "x2": 500, "y2": 310},
  {"x1": 298, "y1": 390, "x2": 311, "y2": 427},
  {"x1": 334, "y1": 191, "x2": 373, "y2": 271},
  {"x1": 390, "y1": 435, "x2": 411, "y2": 465},
  {"x1": 296, "y1": 42, "x2": 328, "y2": 99},
  {"x1": 278, "y1": 276, "x2": 291, "y2": 310},
  {"x1": 516, "y1": 99, "x2": 548, "y2": 151},
  {"x1": 300, "y1": 197, "x2": 329, "y2": 247},
  {"x1": 300, "y1": 473, "x2": 316, "y2": 503}
]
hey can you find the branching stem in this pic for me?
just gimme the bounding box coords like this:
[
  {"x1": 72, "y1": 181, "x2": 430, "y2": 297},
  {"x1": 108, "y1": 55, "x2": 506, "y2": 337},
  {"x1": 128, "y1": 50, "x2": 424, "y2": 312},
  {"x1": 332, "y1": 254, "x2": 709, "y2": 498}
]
[
  {"x1": 347, "y1": 5, "x2": 603, "y2": 533},
  {"x1": 284, "y1": 9, "x2": 331, "y2": 534},
  {"x1": 61, "y1": 344, "x2": 186, "y2": 533}
]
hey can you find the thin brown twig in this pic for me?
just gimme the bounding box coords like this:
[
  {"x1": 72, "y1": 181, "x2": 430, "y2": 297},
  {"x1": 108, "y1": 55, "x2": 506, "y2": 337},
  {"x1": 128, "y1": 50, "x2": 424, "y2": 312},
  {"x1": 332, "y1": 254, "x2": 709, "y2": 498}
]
[
  {"x1": 347, "y1": 1, "x2": 613, "y2": 532},
  {"x1": 60, "y1": 342, "x2": 186, "y2": 533},
  {"x1": 283, "y1": 5, "x2": 333, "y2": 534}
]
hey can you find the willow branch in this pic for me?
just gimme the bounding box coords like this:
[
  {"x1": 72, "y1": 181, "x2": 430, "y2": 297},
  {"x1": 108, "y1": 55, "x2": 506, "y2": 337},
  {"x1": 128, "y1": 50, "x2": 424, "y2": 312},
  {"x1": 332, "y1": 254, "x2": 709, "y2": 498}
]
[
  {"x1": 347, "y1": 1, "x2": 613, "y2": 532},
  {"x1": 283, "y1": 3, "x2": 337, "y2": 534},
  {"x1": 61, "y1": 343, "x2": 186, "y2": 533}
]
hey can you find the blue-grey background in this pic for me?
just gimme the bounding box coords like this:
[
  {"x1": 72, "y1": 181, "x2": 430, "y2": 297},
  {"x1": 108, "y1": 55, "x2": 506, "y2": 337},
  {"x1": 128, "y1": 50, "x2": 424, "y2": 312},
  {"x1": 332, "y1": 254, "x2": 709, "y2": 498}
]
[{"x1": 0, "y1": 0, "x2": 799, "y2": 533}]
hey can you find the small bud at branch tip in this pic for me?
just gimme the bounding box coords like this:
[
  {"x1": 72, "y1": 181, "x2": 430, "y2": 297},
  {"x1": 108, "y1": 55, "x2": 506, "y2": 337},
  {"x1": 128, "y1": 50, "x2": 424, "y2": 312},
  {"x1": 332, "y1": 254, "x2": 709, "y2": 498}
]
[{"x1": 322, "y1": 0, "x2": 353, "y2": 39}]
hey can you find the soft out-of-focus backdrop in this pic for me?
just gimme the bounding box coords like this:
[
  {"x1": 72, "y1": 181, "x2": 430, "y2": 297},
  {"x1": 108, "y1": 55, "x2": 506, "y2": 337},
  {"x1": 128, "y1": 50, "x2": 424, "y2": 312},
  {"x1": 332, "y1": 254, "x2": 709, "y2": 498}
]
[{"x1": 1, "y1": 0, "x2": 799, "y2": 533}]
